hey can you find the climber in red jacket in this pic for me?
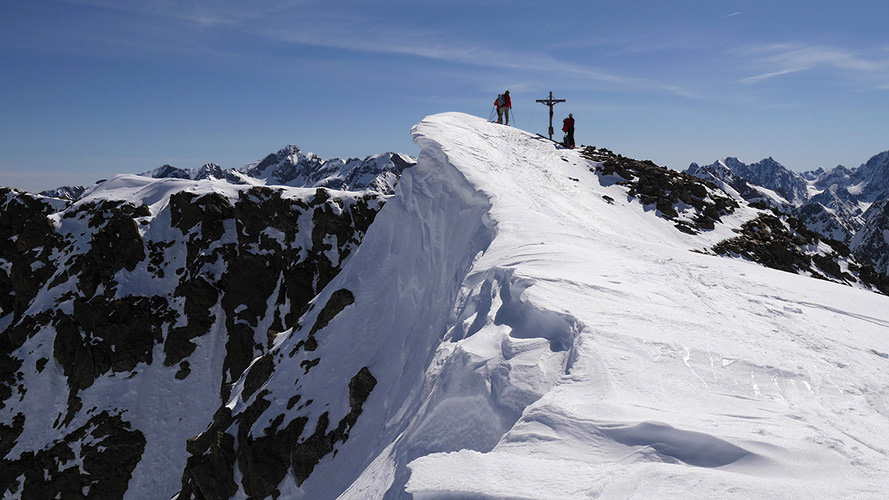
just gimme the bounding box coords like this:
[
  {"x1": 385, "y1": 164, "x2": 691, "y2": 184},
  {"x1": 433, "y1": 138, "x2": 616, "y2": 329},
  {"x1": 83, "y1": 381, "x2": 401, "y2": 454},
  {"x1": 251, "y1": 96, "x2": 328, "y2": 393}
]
[
  {"x1": 495, "y1": 90, "x2": 512, "y2": 125},
  {"x1": 562, "y1": 113, "x2": 575, "y2": 149}
]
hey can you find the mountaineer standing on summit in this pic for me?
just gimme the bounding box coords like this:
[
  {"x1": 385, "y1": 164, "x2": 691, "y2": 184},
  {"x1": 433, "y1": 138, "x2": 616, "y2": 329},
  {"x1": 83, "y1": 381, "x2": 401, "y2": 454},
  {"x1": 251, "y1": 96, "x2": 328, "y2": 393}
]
[
  {"x1": 562, "y1": 113, "x2": 575, "y2": 149},
  {"x1": 495, "y1": 90, "x2": 512, "y2": 125}
]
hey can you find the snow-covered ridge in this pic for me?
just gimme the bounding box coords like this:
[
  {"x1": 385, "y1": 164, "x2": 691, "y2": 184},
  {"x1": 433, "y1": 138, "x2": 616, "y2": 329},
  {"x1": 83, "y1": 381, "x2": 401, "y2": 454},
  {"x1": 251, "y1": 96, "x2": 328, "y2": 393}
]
[{"x1": 400, "y1": 115, "x2": 889, "y2": 499}]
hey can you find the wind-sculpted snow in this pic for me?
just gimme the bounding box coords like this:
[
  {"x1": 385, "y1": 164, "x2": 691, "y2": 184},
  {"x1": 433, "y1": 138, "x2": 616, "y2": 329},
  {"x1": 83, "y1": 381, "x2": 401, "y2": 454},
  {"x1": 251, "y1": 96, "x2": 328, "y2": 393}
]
[
  {"x1": 178, "y1": 115, "x2": 499, "y2": 499},
  {"x1": 395, "y1": 114, "x2": 888, "y2": 499}
]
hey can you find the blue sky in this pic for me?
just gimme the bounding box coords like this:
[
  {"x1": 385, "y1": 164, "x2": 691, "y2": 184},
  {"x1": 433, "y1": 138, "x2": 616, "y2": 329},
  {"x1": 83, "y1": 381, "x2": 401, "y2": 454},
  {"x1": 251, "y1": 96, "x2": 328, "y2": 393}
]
[{"x1": 3, "y1": 0, "x2": 889, "y2": 192}]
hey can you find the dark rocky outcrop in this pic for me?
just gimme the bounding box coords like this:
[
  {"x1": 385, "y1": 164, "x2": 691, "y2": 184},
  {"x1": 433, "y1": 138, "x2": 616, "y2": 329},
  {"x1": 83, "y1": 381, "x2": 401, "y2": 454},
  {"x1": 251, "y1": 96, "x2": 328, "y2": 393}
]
[
  {"x1": 582, "y1": 147, "x2": 738, "y2": 234},
  {"x1": 712, "y1": 214, "x2": 817, "y2": 275},
  {"x1": 53, "y1": 295, "x2": 175, "y2": 397},
  {"x1": 180, "y1": 367, "x2": 377, "y2": 499},
  {"x1": 852, "y1": 200, "x2": 889, "y2": 278},
  {"x1": 0, "y1": 412, "x2": 145, "y2": 500},
  {"x1": 289, "y1": 366, "x2": 377, "y2": 485},
  {"x1": 0, "y1": 190, "x2": 69, "y2": 413},
  {"x1": 301, "y1": 288, "x2": 355, "y2": 352},
  {"x1": 711, "y1": 213, "x2": 889, "y2": 294},
  {"x1": 0, "y1": 189, "x2": 67, "y2": 323}
]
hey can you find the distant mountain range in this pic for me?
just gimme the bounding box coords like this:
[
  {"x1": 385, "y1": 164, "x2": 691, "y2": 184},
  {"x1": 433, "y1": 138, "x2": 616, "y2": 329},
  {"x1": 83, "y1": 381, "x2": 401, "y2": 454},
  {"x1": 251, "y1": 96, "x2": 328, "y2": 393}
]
[
  {"x1": 38, "y1": 145, "x2": 417, "y2": 200},
  {"x1": 686, "y1": 150, "x2": 889, "y2": 274}
]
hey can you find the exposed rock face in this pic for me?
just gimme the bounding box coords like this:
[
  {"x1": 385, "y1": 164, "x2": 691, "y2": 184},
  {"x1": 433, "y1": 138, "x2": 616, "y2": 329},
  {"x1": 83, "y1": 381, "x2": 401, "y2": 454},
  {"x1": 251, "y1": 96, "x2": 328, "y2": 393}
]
[
  {"x1": 687, "y1": 157, "x2": 809, "y2": 206},
  {"x1": 0, "y1": 179, "x2": 391, "y2": 499},
  {"x1": 583, "y1": 147, "x2": 738, "y2": 234},
  {"x1": 794, "y1": 200, "x2": 858, "y2": 243},
  {"x1": 0, "y1": 411, "x2": 146, "y2": 500},
  {"x1": 711, "y1": 212, "x2": 889, "y2": 294},
  {"x1": 0, "y1": 189, "x2": 67, "y2": 327},
  {"x1": 730, "y1": 157, "x2": 810, "y2": 205},
  {"x1": 843, "y1": 151, "x2": 889, "y2": 202},
  {"x1": 852, "y1": 200, "x2": 889, "y2": 280},
  {"x1": 39, "y1": 186, "x2": 87, "y2": 201},
  {"x1": 686, "y1": 160, "x2": 774, "y2": 205},
  {"x1": 179, "y1": 364, "x2": 377, "y2": 499}
]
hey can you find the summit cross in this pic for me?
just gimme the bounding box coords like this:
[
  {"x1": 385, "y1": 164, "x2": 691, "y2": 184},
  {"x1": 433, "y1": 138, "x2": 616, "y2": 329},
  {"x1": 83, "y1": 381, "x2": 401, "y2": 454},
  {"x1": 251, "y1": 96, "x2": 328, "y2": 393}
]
[{"x1": 535, "y1": 91, "x2": 566, "y2": 141}]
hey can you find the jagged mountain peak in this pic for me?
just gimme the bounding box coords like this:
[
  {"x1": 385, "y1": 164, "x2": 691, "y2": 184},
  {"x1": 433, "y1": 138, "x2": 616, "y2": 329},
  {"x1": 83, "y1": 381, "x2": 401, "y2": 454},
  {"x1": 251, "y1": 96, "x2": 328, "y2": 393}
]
[
  {"x1": 719, "y1": 156, "x2": 746, "y2": 169},
  {"x1": 863, "y1": 149, "x2": 889, "y2": 169},
  {"x1": 813, "y1": 163, "x2": 853, "y2": 190},
  {"x1": 131, "y1": 144, "x2": 416, "y2": 196},
  {"x1": 141, "y1": 162, "x2": 227, "y2": 182},
  {"x1": 854, "y1": 149, "x2": 889, "y2": 198},
  {"x1": 689, "y1": 148, "x2": 889, "y2": 274},
  {"x1": 38, "y1": 185, "x2": 87, "y2": 201},
  {"x1": 686, "y1": 157, "x2": 808, "y2": 205}
]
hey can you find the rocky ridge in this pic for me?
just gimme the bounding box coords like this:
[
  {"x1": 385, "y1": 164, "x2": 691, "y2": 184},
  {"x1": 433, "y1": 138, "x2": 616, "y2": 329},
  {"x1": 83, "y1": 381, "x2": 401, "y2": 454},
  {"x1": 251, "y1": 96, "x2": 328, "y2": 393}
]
[
  {"x1": 582, "y1": 146, "x2": 739, "y2": 234},
  {"x1": 586, "y1": 148, "x2": 889, "y2": 294}
]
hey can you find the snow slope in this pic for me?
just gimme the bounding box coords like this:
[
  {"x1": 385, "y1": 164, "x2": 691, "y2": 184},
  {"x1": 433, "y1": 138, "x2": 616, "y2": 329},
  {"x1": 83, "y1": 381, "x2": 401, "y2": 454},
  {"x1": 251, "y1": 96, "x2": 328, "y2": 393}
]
[{"x1": 289, "y1": 112, "x2": 889, "y2": 499}]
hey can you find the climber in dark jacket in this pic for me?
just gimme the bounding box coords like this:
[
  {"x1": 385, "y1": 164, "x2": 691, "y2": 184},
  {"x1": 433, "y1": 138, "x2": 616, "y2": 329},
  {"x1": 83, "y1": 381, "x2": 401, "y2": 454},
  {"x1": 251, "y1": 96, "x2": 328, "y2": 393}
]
[{"x1": 562, "y1": 113, "x2": 575, "y2": 149}]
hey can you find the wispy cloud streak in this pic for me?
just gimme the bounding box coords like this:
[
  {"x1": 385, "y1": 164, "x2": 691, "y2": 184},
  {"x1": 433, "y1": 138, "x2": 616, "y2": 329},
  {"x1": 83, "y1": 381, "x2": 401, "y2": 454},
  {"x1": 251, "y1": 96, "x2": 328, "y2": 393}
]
[
  {"x1": 738, "y1": 67, "x2": 809, "y2": 84},
  {"x1": 738, "y1": 42, "x2": 889, "y2": 87},
  {"x1": 28, "y1": 1, "x2": 695, "y2": 97},
  {"x1": 258, "y1": 23, "x2": 695, "y2": 97}
]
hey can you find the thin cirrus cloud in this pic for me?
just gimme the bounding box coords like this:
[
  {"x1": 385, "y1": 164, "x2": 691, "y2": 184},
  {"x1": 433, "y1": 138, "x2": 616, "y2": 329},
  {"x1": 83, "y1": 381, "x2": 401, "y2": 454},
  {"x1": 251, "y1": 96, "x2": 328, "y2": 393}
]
[
  {"x1": 256, "y1": 23, "x2": 694, "y2": 97},
  {"x1": 738, "y1": 42, "x2": 889, "y2": 87},
  {"x1": 29, "y1": 1, "x2": 696, "y2": 98},
  {"x1": 60, "y1": 0, "x2": 314, "y2": 25},
  {"x1": 738, "y1": 67, "x2": 810, "y2": 84},
  {"x1": 70, "y1": 0, "x2": 690, "y2": 97}
]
